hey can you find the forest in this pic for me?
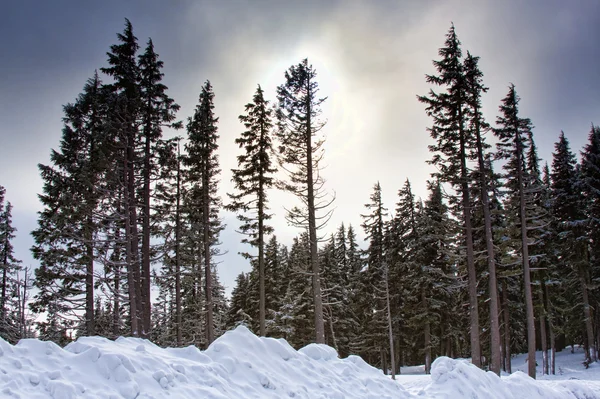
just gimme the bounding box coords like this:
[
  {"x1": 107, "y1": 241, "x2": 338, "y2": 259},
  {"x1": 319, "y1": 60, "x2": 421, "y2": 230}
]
[{"x1": 0, "y1": 19, "x2": 598, "y2": 382}]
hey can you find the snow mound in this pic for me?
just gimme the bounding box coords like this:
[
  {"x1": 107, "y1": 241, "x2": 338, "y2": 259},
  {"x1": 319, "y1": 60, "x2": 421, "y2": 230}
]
[
  {"x1": 421, "y1": 356, "x2": 600, "y2": 399},
  {"x1": 0, "y1": 327, "x2": 599, "y2": 398},
  {"x1": 0, "y1": 326, "x2": 408, "y2": 398}
]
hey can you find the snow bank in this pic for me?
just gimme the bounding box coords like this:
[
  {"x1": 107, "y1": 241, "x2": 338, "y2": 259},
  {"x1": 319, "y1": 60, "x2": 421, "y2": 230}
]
[
  {"x1": 0, "y1": 326, "x2": 408, "y2": 398},
  {"x1": 0, "y1": 326, "x2": 599, "y2": 398},
  {"x1": 419, "y1": 356, "x2": 600, "y2": 399}
]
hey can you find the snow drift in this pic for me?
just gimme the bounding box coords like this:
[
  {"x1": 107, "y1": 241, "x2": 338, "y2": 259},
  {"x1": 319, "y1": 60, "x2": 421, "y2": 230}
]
[{"x1": 0, "y1": 326, "x2": 598, "y2": 399}]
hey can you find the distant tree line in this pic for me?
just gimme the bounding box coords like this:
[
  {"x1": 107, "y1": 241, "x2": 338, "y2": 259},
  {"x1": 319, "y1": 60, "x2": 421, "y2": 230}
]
[{"x1": 0, "y1": 21, "x2": 598, "y2": 381}]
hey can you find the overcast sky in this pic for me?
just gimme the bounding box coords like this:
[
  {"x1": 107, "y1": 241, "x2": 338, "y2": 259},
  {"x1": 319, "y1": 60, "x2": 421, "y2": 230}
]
[{"x1": 1, "y1": 0, "x2": 598, "y2": 295}]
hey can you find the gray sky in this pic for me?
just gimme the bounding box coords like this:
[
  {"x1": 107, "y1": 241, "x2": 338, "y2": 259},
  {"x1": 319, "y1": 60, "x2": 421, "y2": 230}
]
[{"x1": 1, "y1": 0, "x2": 598, "y2": 295}]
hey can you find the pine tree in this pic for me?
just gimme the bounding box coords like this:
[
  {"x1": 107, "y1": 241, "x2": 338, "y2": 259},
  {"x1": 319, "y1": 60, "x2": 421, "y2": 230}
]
[
  {"x1": 360, "y1": 182, "x2": 394, "y2": 375},
  {"x1": 463, "y1": 52, "x2": 501, "y2": 375},
  {"x1": 263, "y1": 235, "x2": 287, "y2": 336},
  {"x1": 283, "y1": 232, "x2": 314, "y2": 348},
  {"x1": 227, "y1": 85, "x2": 277, "y2": 336},
  {"x1": 227, "y1": 272, "x2": 253, "y2": 330},
  {"x1": 418, "y1": 24, "x2": 481, "y2": 367},
  {"x1": 153, "y1": 138, "x2": 185, "y2": 345},
  {"x1": 551, "y1": 132, "x2": 596, "y2": 363},
  {"x1": 184, "y1": 80, "x2": 223, "y2": 345},
  {"x1": 494, "y1": 84, "x2": 537, "y2": 377},
  {"x1": 31, "y1": 73, "x2": 108, "y2": 336},
  {"x1": 101, "y1": 18, "x2": 144, "y2": 335},
  {"x1": 276, "y1": 59, "x2": 334, "y2": 344},
  {"x1": 0, "y1": 187, "x2": 21, "y2": 341},
  {"x1": 137, "y1": 37, "x2": 180, "y2": 334},
  {"x1": 581, "y1": 126, "x2": 600, "y2": 360},
  {"x1": 409, "y1": 181, "x2": 454, "y2": 373},
  {"x1": 386, "y1": 180, "x2": 418, "y2": 368}
]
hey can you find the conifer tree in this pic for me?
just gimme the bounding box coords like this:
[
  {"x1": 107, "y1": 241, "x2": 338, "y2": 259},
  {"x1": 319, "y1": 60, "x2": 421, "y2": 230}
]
[
  {"x1": 418, "y1": 24, "x2": 481, "y2": 367},
  {"x1": 361, "y1": 182, "x2": 395, "y2": 375},
  {"x1": 580, "y1": 127, "x2": 600, "y2": 340},
  {"x1": 283, "y1": 232, "x2": 314, "y2": 348},
  {"x1": 227, "y1": 272, "x2": 253, "y2": 330},
  {"x1": 31, "y1": 73, "x2": 107, "y2": 336},
  {"x1": 276, "y1": 59, "x2": 334, "y2": 344},
  {"x1": 409, "y1": 181, "x2": 453, "y2": 374},
  {"x1": 0, "y1": 187, "x2": 21, "y2": 341},
  {"x1": 137, "y1": 37, "x2": 180, "y2": 334},
  {"x1": 464, "y1": 52, "x2": 501, "y2": 375},
  {"x1": 184, "y1": 80, "x2": 222, "y2": 345},
  {"x1": 551, "y1": 132, "x2": 596, "y2": 363},
  {"x1": 494, "y1": 84, "x2": 537, "y2": 377},
  {"x1": 227, "y1": 85, "x2": 277, "y2": 336},
  {"x1": 101, "y1": 18, "x2": 144, "y2": 335}
]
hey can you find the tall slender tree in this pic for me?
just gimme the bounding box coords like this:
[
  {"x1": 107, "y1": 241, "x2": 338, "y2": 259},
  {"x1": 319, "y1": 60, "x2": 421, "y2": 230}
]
[
  {"x1": 31, "y1": 73, "x2": 107, "y2": 337},
  {"x1": 101, "y1": 18, "x2": 144, "y2": 335},
  {"x1": 185, "y1": 80, "x2": 222, "y2": 345},
  {"x1": 361, "y1": 182, "x2": 395, "y2": 376},
  {"x1": 137, "y1": 37, "x2": 180, "y2": 334},
  {"x1": 494, "y1": 84, "x2": 536, "y2": 378},
  {"x1": 551, "y1": 132, "x2": 596, "y2": 363},
  {"x1": 0, "y1": 187, "x2": 21, "y2": 340},
  {"x1": 227, "y1": 85, "x2": 277, "y2": 336},
  {"x1": 418, "y1": 24, "x2": 481, "y2": 367},
  {"x1": 464, "y1": 52, "x2": 501, "y2": 375},
  {"x1": 276, "y1": 59, "x2": 334, "y2": 344}
]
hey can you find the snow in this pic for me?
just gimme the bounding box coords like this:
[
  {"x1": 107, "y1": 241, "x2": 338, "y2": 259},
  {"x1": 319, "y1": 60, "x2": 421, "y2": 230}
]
[
  {"x1": 397, "y1": 345, "x2": 600, "y2": 398},
  {"x1": 0, "y1": 326, "x2": 599, "y2": 398}
]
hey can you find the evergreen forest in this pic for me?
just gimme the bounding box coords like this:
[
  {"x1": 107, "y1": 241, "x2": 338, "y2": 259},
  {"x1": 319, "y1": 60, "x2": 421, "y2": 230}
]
[{"x1": 1, "y1": 20, "x2": 599, "y2": 381}]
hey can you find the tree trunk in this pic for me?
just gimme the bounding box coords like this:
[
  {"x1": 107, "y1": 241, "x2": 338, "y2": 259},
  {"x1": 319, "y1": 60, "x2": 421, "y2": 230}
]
[
  {"x1": 539, "y1": 287, "x2": 548, "y2": 375},
  {"x1": 258, "y1": 178, "x2": 266, "y2": 337},
  {"x1": 423, "y1": 289, "x2": 432, "y2": 375},
  {"x1": 85, "y1": 225, "x2": 95, "y2": 336},
  {"x1": 124, "y1": 158, "x2": 139, "y2": 336},
  {"x1": 474, "y1": 117, "x2": 501, "y2": 375},
  {"x1": 579, "y1": 266, "x2": 596, "y2": 363},
  {"x1": 541, "y1": 281, "x2": 555, "y2": 374},
  {"x1": 175, "y1": 152, "x2": 182, "y2": 346},
  {"x1": 459, "y1": 126, "x2": 481, "y2": 368},
  {"x1": 502, "y1": 279, "x2": 512, "y2": 373},
  {"x1": 141, "y1": 125, "x2": 152, "y2": 336},
  {"x1": 126, "y1": 126, "x2": 144, "y2": 336},
  {"x1": 203, "y1": 157, "x2": 214, "y2": 345},
  {"x1": 113, "y1": 196, "x2": 122, "y2": 338},
  {"x1": 22, "y1": 270, "x2": 28, "y2": 338},
  {"x1": 516, "y1": 134, "x2": 536, "y2": 379},
  {"x1": 1, "y1": 242, "x2": 7, "y2": 324},
  {"x1": 385, "y1": 265, "x2": 396, "y2": 379},
  {"x1": 306, "y1": 77, "x2": 325, "y2": 344}
]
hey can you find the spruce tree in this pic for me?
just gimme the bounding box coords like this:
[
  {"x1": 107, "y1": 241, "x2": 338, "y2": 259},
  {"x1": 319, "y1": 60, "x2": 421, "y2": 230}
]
[
  {"x1": 551, "y1": 132, "x2": 596, "y2": 363},
  {"x1": 0, "y1": 187, "x2": 21, "y2": 341},
  {"x1": 276, "y1": 59, "x2": 334, "y2": 344},
  {"x1": 361, "y1": 182, "x2": 395, "y2": 375},
  {"x1": 418, "y1": 24, "x2": 481, "y2": 367},
  {"x1": 463, "y1": 52, "x2": 501, "y2": 375},
  {"x1": 409, "y1": 181, "x2": 453, "y2": 373},
  {"x1": 101, "y1": 18, "x2": 144, "y2": 335},
  {"x1": 580, "y1": 126, "x2": 600, "y2": 346},
  {"x1": 184, "y1": 80, "x2": 223, "y2": 345},
  {"x1": 137, "y1": 37, "x2": 180, "y2": 334},
  {"x1": 227, "y1": 85, "x2": 277, "y2": 336},
  {"x1": 227, "y1": 272, "x2": 253, "y2": 330},
  {"x1": 494, "y1": 84, "x2": 537, "y2": 377},
  {"x1": 31, "y1": 73, "x2": 107, "y2": 337}
]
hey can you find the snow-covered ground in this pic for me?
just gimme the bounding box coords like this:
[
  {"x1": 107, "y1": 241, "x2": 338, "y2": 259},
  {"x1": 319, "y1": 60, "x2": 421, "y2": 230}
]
[
  {"x1": 397, "y1": 346, "x2": 600, "y2": 398},
  {"x1": 0, "y1": 326, "x2": 598, "y2": 398}
]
